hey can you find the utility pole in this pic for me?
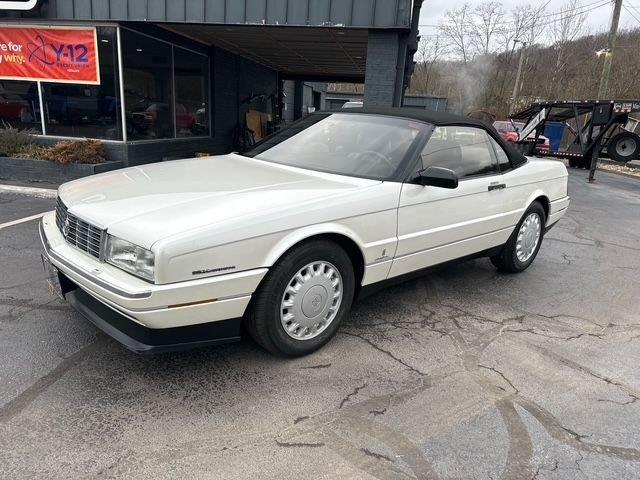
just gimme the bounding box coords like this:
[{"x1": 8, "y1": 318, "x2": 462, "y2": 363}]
[
  {"x1": 509, "y1": 40, "x2": 527, "y2": 115},
  {"x1": 597, "y1": 0, "x2": 623, "y2": 99}
]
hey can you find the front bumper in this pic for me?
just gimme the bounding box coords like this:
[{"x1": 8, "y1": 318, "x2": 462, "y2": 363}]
[
  {"x1": 40, "y1": 212, "x2": 267, "y2": 352},
  {"x1": 63, "y1": 274, "x2": 242, "y2": 353}
]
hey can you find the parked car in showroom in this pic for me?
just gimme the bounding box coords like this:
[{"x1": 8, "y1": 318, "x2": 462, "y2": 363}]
[
  {"x1": 494, "y1": 120, "x2": 550, "y2": 154},
  {"x1": 40, "y1": 108, "x2": 570, "y2": 357}
]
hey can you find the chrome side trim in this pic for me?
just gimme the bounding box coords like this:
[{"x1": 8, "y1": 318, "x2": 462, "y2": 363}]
[{"x1": 40, "y1": 221, "x2": 152, "y2": 300}]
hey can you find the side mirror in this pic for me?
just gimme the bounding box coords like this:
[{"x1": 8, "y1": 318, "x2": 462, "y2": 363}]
[{"x1": 416, "y1": 166, "x2": 459, "y2": 189}]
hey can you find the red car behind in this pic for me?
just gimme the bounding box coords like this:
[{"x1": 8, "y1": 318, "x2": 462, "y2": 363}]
[{"x1": 493, "y1": 120, "x2": 550, "y2": 154}]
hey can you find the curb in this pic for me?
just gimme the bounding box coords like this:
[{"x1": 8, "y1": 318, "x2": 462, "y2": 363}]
[
  {"x1": 0, "y1": 184, "x2": 57, "y2": 198},
  {"x1": 597, "y1": 168, "x2": 640, "y2": 181},
  {"x1": 599, "y1": 159, "x2": 640, "y2": 171}
]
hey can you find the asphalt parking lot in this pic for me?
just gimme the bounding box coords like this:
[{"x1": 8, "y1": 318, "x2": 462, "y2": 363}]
[{"x1": 0, "y1": 169, "x2": 639, "y2": 480}]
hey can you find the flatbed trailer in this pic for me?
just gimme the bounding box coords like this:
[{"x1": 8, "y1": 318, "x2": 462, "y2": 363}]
[{"x1": 510, "y1": 100, "x2": 640, "y2": 181}]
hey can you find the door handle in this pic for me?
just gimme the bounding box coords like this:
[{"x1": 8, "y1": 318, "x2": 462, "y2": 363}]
[{"x1": 488, "y1": 183, "x2": 506, "y2": 191}]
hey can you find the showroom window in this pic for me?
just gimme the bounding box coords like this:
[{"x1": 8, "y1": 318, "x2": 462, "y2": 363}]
[
  {"x1": 0, "y1": 27, "x2": 209, "y2": 141},
  {"x1": 174, "y1": 49, "x2": 209, "y2": 137},
  {"x1": 122, "y1": 29, "x2": 209, "y2": 140},
  {"x1": 41, "y1": 27, "x2": 122, "y2": 140},
  {"x1": 0, "y1": 80, "x2": 41, "y2": 133},
  {"x1": 122, "y1": 29, "x2": 173, "y2": 140}
]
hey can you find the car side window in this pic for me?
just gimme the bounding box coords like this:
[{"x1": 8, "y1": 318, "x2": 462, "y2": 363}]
[
  {"x1": 489, "y1": 136, "x2": 512, "y2": 172},
  {"x1": 421, "y1": 126, "x2": 499, "y2": 178}
]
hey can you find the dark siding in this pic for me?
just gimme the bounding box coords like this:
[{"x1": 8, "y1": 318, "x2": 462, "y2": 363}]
[
  {"x1": 246, "y1": 0, "x2": 266, "y2": 23},
  {"x1": 374, "y1": 0, "x2": 398, "y2": 27},
  {"x1": 186, "y1": 0, "x2": 205, "y2": 22},
  {"x1": 287, "y1": 1, "x2": 307, "y2": 24},
  {"x1": 226, "y1": 0, "x2": 245, "y2": 23},
  {"x1": 266, "y1": 0, "x2": 287, "y2": 24},
  {"x1": 205, "y1": 0, "x2": 225, "y2": 22},
  {"x1": 74, "y1": 0, "x2": 92, "y2": 19},
  {"x1": 57, "y1": 0, "x2": 74, "y2": 18},
  {"x1": 109, "y1": 0, "x2": 128, "y2": 20},
  {"x1": 167, "y1": 0, "x2": 186, "y2": 21},
  {"x1": 330, "y1": 1, "x2": 352, "y2": 25},
  {"x1": 27, "y1": 0, "x2": 411, "y2": 28},
  {"x1": 92, "y1": 0, "x2": 110, "y2": 19},
  {"x1": 308, "y1": 0, "x2": 330, "y2": 24},
  {"x1": 351, "y1": 0, "x2": 375, "y2": 26},
  {"x1": 128, "y1": 0, "x2": 147, "y2": 21}
]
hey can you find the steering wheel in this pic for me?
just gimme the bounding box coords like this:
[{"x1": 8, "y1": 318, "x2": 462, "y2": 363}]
[{"x1": 355, "y1": 150, "x2": 395, "y2": 175}]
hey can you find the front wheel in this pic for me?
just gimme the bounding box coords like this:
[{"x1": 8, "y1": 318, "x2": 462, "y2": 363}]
[
  {"x1": 246, "y1": 239, "x2": 355, "y2": 357},
  {"x1": 491, "y1": 201, "x2": 546, "y2": 273}
]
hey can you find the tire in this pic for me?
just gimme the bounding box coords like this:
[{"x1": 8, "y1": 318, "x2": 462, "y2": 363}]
[
  {"x1": 568, "y1": 158, "x2": 578, "y2": 168},
  {"x1": 246, "y1": 239, "x2": 355, "y2": 357},
  {"x1": 491, "y1": 201, "x2": 546, "y2": 273},
  {"x1": 608, "y1": 132, "x2": 640, "y2": 163}
]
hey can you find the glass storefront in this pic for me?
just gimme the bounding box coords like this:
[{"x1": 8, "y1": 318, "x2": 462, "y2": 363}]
[
  {"x1": 122, "y1": 29, "x2": 210, "y2": 140},
  {"x1": 0, "y1": 80, "x2": 41, "y2": 132},
  {"x1": 41, "y1": 27, "x2": 122, "y2": 140},
  {"x1": 0, "y1": 25, "x2": 210, "y2": 142},
  {"x1": 174, "y1": 49, "x2": 209, "y2": 137},
  {"x1": 122, "y1": 29, "x2": 174, "y2": 140}
]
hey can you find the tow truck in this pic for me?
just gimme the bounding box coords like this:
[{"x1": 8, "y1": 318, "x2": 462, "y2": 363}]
[{"x1": 509, "y1": 100, "x2": 640, "y2": 180}]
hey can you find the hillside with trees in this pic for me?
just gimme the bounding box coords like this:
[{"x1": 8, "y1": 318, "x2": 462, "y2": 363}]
[{"x1": 408, "y1": 0, "x2": 640, "y2": 118}]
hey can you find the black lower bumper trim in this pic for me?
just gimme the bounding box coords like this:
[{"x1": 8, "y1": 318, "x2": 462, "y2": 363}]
[{"x1": 63, "y1": 275, "x2": 241, "y2": 354}]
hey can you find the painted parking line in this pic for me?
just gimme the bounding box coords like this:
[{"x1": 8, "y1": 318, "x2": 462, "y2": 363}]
[
  {"x1": 0, "y1": 184, "x2": 57, "y2": 199},
  {"x1": 0, "y1": 211, "x2": 52, "y2": 230}
]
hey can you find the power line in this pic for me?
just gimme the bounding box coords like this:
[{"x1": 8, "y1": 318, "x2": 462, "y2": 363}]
[
  {"x1": 627, "y1": 2, "x2": 640, "y2": 20},
  {"x1": 418, "y1": 0, "x2": 610, "y2": 29},
  {"x1": 622, "y1": 4, "x2": 640, "y2": 24},
  {"x1": 417, "y1": 1, "x2": 611, "y2": 39}
]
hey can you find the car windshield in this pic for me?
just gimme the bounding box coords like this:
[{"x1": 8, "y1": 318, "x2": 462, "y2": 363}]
[{"x1": 251, "y1": 113, "x2": 426, "y2": 180}]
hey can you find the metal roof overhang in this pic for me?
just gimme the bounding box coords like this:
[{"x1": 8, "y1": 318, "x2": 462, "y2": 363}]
[{"x1": 162, "y1": 24, "x2": 368, "y2": 82}]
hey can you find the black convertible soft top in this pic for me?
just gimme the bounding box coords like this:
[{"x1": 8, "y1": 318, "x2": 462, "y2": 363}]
[
  {"x1": 247, "y1": 107, "x2": 528, "y2": 169},
  {"x1": 350, "y1": 107, "x2": 528, "y2": 168}
]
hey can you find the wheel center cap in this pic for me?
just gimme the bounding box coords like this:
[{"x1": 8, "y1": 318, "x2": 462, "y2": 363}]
[
  {"x1": 525, "y1": 230, "x2": 535, "y2": 248},
  {"x1": 301, "y1": 285, "x2": 328, "y2": 318}
]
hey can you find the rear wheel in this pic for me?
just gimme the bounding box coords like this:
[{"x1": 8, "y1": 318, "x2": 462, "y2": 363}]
[
  {"x1": 491, "y1": 201, "x2": 546, "y2": 273},
  {"x1": 246, "y1": 239, "x2": 355, "y2": 357},
  {"x1": 608, "y1": 132, "x2": 640, "y2": 163}
]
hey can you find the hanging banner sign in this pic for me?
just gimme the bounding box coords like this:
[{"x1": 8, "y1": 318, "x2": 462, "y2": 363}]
[{"x1": 0, "y1": 25, "x2": 99, "y2": 84}]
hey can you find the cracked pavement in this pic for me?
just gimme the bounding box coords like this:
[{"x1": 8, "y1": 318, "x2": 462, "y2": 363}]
[{"x1": 0, "y1": 169, "x2": 639, "y2": 479}]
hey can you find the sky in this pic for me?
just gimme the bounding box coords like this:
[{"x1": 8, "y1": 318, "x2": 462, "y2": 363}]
[{"x1": 418, "y1": 0, "x2": 639, "y2": 40}]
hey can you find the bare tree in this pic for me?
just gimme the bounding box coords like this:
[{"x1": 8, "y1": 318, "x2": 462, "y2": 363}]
[
  {"x1": 440, "y1": 3, "x2": 474, "y2": 63},
  {"x1": 498, "y1": 3, "x2": 548, "y2": 53},
  {"x1": 412, "y1": 34, "x2": 447, "y2": 94},
  {"x1": 549, "y1": 0, "x2": 588, "y2": 97},
  {"x1": 492, "y1": 3, "x2": 548, "y2": 112},
  {"x1": 470, "y1": 1, "x2": 505, "y2": 56}
]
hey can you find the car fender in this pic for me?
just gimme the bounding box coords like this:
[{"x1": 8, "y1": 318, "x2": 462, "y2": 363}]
[
  {"x1": 524, "y1": 188, "x2": 550, "y2": 217},
  {"x1": 263, "y1": 223, "x2": 368, "y2": 267}
]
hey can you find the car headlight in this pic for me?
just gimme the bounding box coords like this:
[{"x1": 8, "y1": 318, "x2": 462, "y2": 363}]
[{"x1": 105, "y1": 235, "x2": 155, "y2": 282}]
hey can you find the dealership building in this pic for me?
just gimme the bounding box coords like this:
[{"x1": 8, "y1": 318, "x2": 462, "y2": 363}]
[{"x1": 0, "y1": 0, "x2": 423, "y2": 165}]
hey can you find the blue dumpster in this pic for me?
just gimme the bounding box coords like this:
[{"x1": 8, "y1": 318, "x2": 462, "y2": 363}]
[{"x1": 544, "y1": 121, "x2": 566, "y2": 151}]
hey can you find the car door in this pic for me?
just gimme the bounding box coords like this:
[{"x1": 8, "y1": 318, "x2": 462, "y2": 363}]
[{"x1": 389, "y1": 125, "x2": 514, "y2": 278}]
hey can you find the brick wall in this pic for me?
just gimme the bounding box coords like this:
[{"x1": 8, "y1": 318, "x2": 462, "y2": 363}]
[{"x1": 363, "y1": 31, "x2": 403, "y2": 107}]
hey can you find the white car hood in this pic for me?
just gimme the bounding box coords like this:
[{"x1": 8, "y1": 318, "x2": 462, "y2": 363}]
[{"x1": 58, "y1": 154, "x2": 380, "y2": 249}]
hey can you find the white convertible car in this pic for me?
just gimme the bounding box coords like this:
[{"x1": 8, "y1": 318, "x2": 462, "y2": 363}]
[{"x1": 40, "y1": 108, "x2": 569, "y2": 356}]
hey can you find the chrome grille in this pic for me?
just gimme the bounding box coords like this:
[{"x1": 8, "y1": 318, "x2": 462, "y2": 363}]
[{"x1": 55, "y1": 197, "x2": 105, "y2": 260}]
